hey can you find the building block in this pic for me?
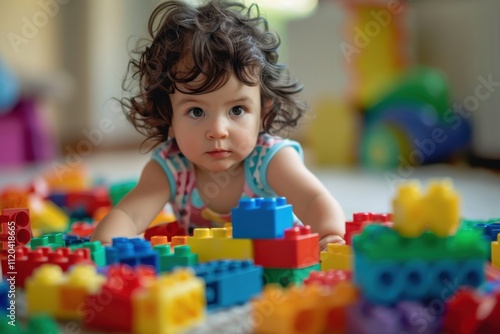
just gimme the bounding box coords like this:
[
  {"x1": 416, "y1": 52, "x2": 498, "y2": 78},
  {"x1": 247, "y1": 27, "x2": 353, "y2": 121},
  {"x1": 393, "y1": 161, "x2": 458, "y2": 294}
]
[
  {"x1": 0, "y1": 208, "x2": 31, "y2": 253},
  {"x1": 105, "y1": 237, "x2": 159, "y2": 270},
  {"x1": 65, "y1": 186, "x2": 111, "y2": 217},
  {"x1": 492, "y1": 234, "x2": 500, "y2": 269},
  {"x1": 0, "y1": 314, "x2": 59, "y2": 334},
  {"x1": 304, "y1": 270, "x2": 352, "y2": 287},
  {"x1": 231, "y1": 197, "x2": 293, "y2": 239},
  {"x1": 392, "y1": 179, "x2": 460, "y2": 237},
  {"x1": 187, "y1": 227, "x2": 252, "y2": 262},
  {"x1": 144, "y1": 220, "x2": 187, "y2": 242},
  {"x1": 345, "y1": 212, "x2": 393, "y2": 245},
  {"x1": 320, "y1": 244, "x2": 353, "y2": 271},
  {"x1": 0, "y1": 279, "x2": 8, "y2": 313},
  {"x1": 63, "y1": 234, "x2": 91, "y2": 246},
  {"x1": 252, "y1": 281, "x2": 358, "y2": 334},
  {"x1": 66, "y1": 221, "x2": 97, "y2": 238},
  {"x1": 30, "y1": 232, "x2": 65, "y2": 249},
  {"x1": 29, "y1": 198, "x2": 69, "y2": 233},
  {"x1": 171, "y1": 235, "x2": 188, "y2": 247},
  {"x1": 0, "y1": 187, "x2": 29, "y2": 211},
  {"x1": 354, "y1": 253, "x2": 484, "y2": 305},
  {"x1": 70, "y1": 241, "x2": 106, "y2": 267},
  {"x1": 353, "y1": 224, "x2": 488, "y2": 261},
  {"x1": 252, "y1": 225, "x2": 319, "y2": 269},
  {"x1": 133, "y1": 269, "x2": 205, "y2": 334},
  {"x1": 263, "y1": 263, "x2": 321, "y2": 287},
  {"x1": 193, "y1": 260, "x2": 263, "y2": 311},
  {"x1": 109, "y1": 180, "x2": 137, "y2": 205},
  {"x1": 346, "y1": 299, "x2": 443, "y2": 334},
  {"x1": 1, "y1": 245, "x2": 93, "y2": 288},
  {"x1": 26, "y1": 264, "x2": 105, "y2": 319},
  {"x1": 154, "y1": 244, "x2": 198, "y2": 272},
  {"x1": 84, "y1": 264, "x2": 156, "y2": 332},
  {"x1": 151, "y1": 235, "x2": 169, "y2": 246}
]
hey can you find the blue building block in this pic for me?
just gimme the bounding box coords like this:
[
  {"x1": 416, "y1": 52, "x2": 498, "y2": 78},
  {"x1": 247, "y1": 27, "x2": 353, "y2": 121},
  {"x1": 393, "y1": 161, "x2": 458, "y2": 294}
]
[
  {"x1": 106, "y1": 237, "x2": 159, "y2": 271},
  {"x1": 47, "y1": 192, "x2": 67, "y2": 208},
  {"x1": 0, "y1": 280, "x2": 8, "y2": 313},
  {"x1": 354, "y1": 254, "x2": 484, "y2": 305},
  {"x1": 194, "y1": 260, "x2": 263, "y2": 311},
  {"x1": 231, "y1": 197, "x2": 293, "y2": 239},
  {"x1": 63, "y1": 234, "x2": 91, "y2": 246}
]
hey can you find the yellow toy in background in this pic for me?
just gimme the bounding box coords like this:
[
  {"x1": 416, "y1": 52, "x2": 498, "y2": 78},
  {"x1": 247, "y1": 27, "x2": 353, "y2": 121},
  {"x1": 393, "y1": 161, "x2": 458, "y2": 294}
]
[{"x1": 392, "y1": 178, "x2": 460, "y2": 237}]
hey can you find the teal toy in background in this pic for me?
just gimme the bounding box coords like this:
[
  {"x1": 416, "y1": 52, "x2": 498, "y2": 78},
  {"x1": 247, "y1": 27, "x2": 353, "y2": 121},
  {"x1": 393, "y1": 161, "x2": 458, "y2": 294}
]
[
  {"x1": 360, "y1": 67, "x2": 472, "y2": 169},
  {"x1": 0, "y1": 58, "x2": 20, "y2": 114}
]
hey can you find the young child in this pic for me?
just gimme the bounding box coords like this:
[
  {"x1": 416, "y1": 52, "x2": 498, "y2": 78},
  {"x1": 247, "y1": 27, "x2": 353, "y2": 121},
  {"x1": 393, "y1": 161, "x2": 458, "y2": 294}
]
[{"x1": 91, "y1": 0, "x2": 346, "y2": 250}]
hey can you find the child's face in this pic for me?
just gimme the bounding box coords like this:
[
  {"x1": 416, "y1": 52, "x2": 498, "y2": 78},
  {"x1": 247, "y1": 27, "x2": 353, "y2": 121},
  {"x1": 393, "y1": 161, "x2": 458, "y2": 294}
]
[{"x1": 169, "y1": 73, "x2": 262, "y2": 173}]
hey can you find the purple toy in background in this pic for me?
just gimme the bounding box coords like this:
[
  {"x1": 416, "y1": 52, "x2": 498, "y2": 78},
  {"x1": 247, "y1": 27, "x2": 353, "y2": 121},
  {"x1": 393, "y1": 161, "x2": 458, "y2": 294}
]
[{"x1": 0, "y1": 98, "x2": 56, "y2": 167}]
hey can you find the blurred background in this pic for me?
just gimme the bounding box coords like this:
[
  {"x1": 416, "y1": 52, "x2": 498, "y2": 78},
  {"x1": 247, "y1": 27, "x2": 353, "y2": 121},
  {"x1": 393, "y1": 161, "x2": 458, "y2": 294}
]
[{"x1": 0, "y1": 0, "x2": 499, "y2": 171}]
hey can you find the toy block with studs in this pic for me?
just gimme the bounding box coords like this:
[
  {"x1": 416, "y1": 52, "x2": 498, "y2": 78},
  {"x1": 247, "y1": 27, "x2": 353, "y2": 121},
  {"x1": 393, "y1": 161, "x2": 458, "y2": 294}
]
[
  {"x1": 193, "y1": 260, "x2": 263, "y2": 311},
  {"x1": 252, "y1": 225, "x2": 319, "y2": 268},
  {"x1": 0, "y1": 208, "x2": 31, "y2": 254},
  {"x1": 187, "y1": 227, "x2": 252, "y2": 262},
  {"x1": 144, "y1": 220, "x2": 186, "y2": 242},
  {"x1": 304, "y1": 269, "x2": 352, "y2": 287},
  {"x1": 133, "y1": 268, "x2": 206, "y2": 334},
  {"x1": 30, "y1": 232, "x2": 65, "y2": 249},
  {"x1": 105, "y1": 237, "x2": 159, "y2": 270},
  {"x1": 345, "y1": 212, "x2": 393, "y2": 245},
  {"x1": 347, "y1": 298, "x2": 443, "y2": 334},
  {"x1": 0, "y1": 314, "x2": 59, "y2": 334},
  {"x1": 320, "y1": 244, "x2": 353, "y2": 271},
  {"x1": 252, "y1": 281, "x2": 358, "y2": 334},
  {"x1": 1, "y1": 246, "x2": 93, "y2": 288},
  {"x1": 492, "y1": 233, "x2": 500, "y2": 269},
  {"x1": 84, "y1": 264, "x2": 156, "y2": 332},
  {"x1": 26, "y1": 264, "x2": 105, "y2": 319},
  {"x1": 231, "y1": 197, "x2": 293, "y2": 239},
  {"x1": 70, "y1": 241, "x2": 106, "y2": 267},
  {"x1": 154, "y1": 244, "x2": 198, "y2": 272},
  {"x1": 263, "y1": 263, "x2": 321, "y2": 287}
]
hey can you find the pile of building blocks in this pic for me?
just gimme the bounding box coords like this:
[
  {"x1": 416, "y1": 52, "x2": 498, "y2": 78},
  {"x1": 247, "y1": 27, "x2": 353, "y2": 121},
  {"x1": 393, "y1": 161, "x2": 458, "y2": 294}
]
[{"x1": 0, "y1": 170, "x2": 500, "y2": 333}]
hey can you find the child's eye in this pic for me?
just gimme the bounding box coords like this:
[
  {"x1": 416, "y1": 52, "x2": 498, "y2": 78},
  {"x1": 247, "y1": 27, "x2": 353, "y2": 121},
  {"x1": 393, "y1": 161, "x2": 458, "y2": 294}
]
[
  {"x1": 188, "y1": 107, "x2": 205, "y2": 118},
  {"x1": 229, "y1": 106, "x2": 245, "y2": 117}
]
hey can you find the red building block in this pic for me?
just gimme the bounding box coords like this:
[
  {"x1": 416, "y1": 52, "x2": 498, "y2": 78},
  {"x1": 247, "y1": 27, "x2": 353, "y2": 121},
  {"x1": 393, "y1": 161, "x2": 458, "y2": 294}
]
[
  {"x1": 345, "y1": 212, "x2": 393, "y2": 245},
  {"x1": 83, "y1": 264, "x2": 155, "y2": 332},
  {"x1": 0, "y1": 208, "x2": 31, "y2": 254},
  {"x1": 443, "y1": 288, "x2": 481, "y2": 334},
  {"x1": 67, "y1": 221, "x2": 97, "y2": 238},
  {"x1": 66, "y1": 187, "x2": 111, "y2": 216},
  {"x1": 253, "y1": 225, "x2": 319, "y2": 269},
  {"x1": 144, "y1": 221, "x2": 187, "y2": 242},
  {"x1": 304, "y1": 270, "x2": 352, "y2": 287},
  {"x1": 0, "y1": 246, "x2": 93, "y2": 288}
]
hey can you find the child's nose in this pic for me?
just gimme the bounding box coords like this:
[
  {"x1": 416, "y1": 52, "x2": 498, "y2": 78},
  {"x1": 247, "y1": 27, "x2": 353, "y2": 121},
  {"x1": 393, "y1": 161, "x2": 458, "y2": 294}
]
[{"x1": 206, "y1": 117, "x2": 229, "y2": 140}]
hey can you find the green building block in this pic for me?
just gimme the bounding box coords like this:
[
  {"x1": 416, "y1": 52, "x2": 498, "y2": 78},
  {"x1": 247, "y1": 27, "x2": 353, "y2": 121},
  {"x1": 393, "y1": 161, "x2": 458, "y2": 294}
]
[
  {"x1": 30, "y1": 233, "x2": 65, "y2": 250},
  {"x1": 109, "y1": 180, "x2": 137, "y2": 206},
  {"x1": 69, "y1": 241, "x2": 106, "y2": 267},
  {"x1": 0, "y1": 314, "x2": 58, "y2": 334},
  {"x1": 353, "y1": 224, "x2": 488, "y2": 261},
  {"x1": 263, "y1": 263, "x2": 320, "y2": 287},
  {"x1": 154, "y1": 244, "x2": 198, "y2": 272}
]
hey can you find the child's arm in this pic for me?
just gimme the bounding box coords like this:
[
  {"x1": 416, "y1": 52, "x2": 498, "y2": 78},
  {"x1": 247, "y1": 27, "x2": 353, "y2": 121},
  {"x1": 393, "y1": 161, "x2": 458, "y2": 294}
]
[
  {"x1": 91, "y1": 160, "x2": 170, "y2": 244},
  {"x1": 267, "y1": 147, "x2": 346, "y2": 250}
]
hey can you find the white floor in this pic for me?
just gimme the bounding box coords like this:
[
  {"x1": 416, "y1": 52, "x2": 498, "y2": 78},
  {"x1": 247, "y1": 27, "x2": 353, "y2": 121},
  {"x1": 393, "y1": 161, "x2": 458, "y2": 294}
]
[{"x1": 2, "y1": 150, "x2": 500, "y2": 222}]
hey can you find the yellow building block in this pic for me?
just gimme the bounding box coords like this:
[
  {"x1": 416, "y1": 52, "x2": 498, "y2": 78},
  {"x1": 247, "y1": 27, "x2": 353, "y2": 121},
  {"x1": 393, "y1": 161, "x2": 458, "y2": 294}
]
[
  {"x1": 187, "y1": 227, "x2": 252, "y2": 262},
  {"x1": 423, "y1": 179, "x2": 460, "y2": 237},
  {"x1": 57, "y1": 265, "x2": 106, "y2": 319},
  {"x1": 320, "y1": 244, "x2": 352, "y2": 271},
  {"x1": 492, "y1": 235, "x2": 500, "y2": 269},
  {"x1": 252, "y1": 282, "x2": 358, "y2": 334},
  {"x1": 392, "y1": 180, "x2": 426, "y2": 237},
  {"x1": 26, "y1": 264, "x2": 65, "y2": 316},
  {"x1": 29, "y1": 197, "x2": 69, "y2": 233},
  {"x1": 26, "y1": 264, "x2": 106, "y2": 319},
  {"x1": 133, "y1": 269, "x2": 205, "y2": 334}
]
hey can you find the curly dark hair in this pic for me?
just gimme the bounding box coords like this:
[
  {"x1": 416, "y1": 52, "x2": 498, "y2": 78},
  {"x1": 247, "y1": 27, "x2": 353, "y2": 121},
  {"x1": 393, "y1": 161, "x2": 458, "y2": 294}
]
[{"x1": 121, "y1": 0, "x2": 307, "y2": 148}]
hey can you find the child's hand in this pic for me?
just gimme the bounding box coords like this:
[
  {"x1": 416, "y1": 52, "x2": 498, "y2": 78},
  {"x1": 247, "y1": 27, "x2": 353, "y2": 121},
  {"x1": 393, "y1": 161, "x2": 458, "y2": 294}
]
[{"x1": 319, "y1": 234, "x2": 345, "y2": 252}]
